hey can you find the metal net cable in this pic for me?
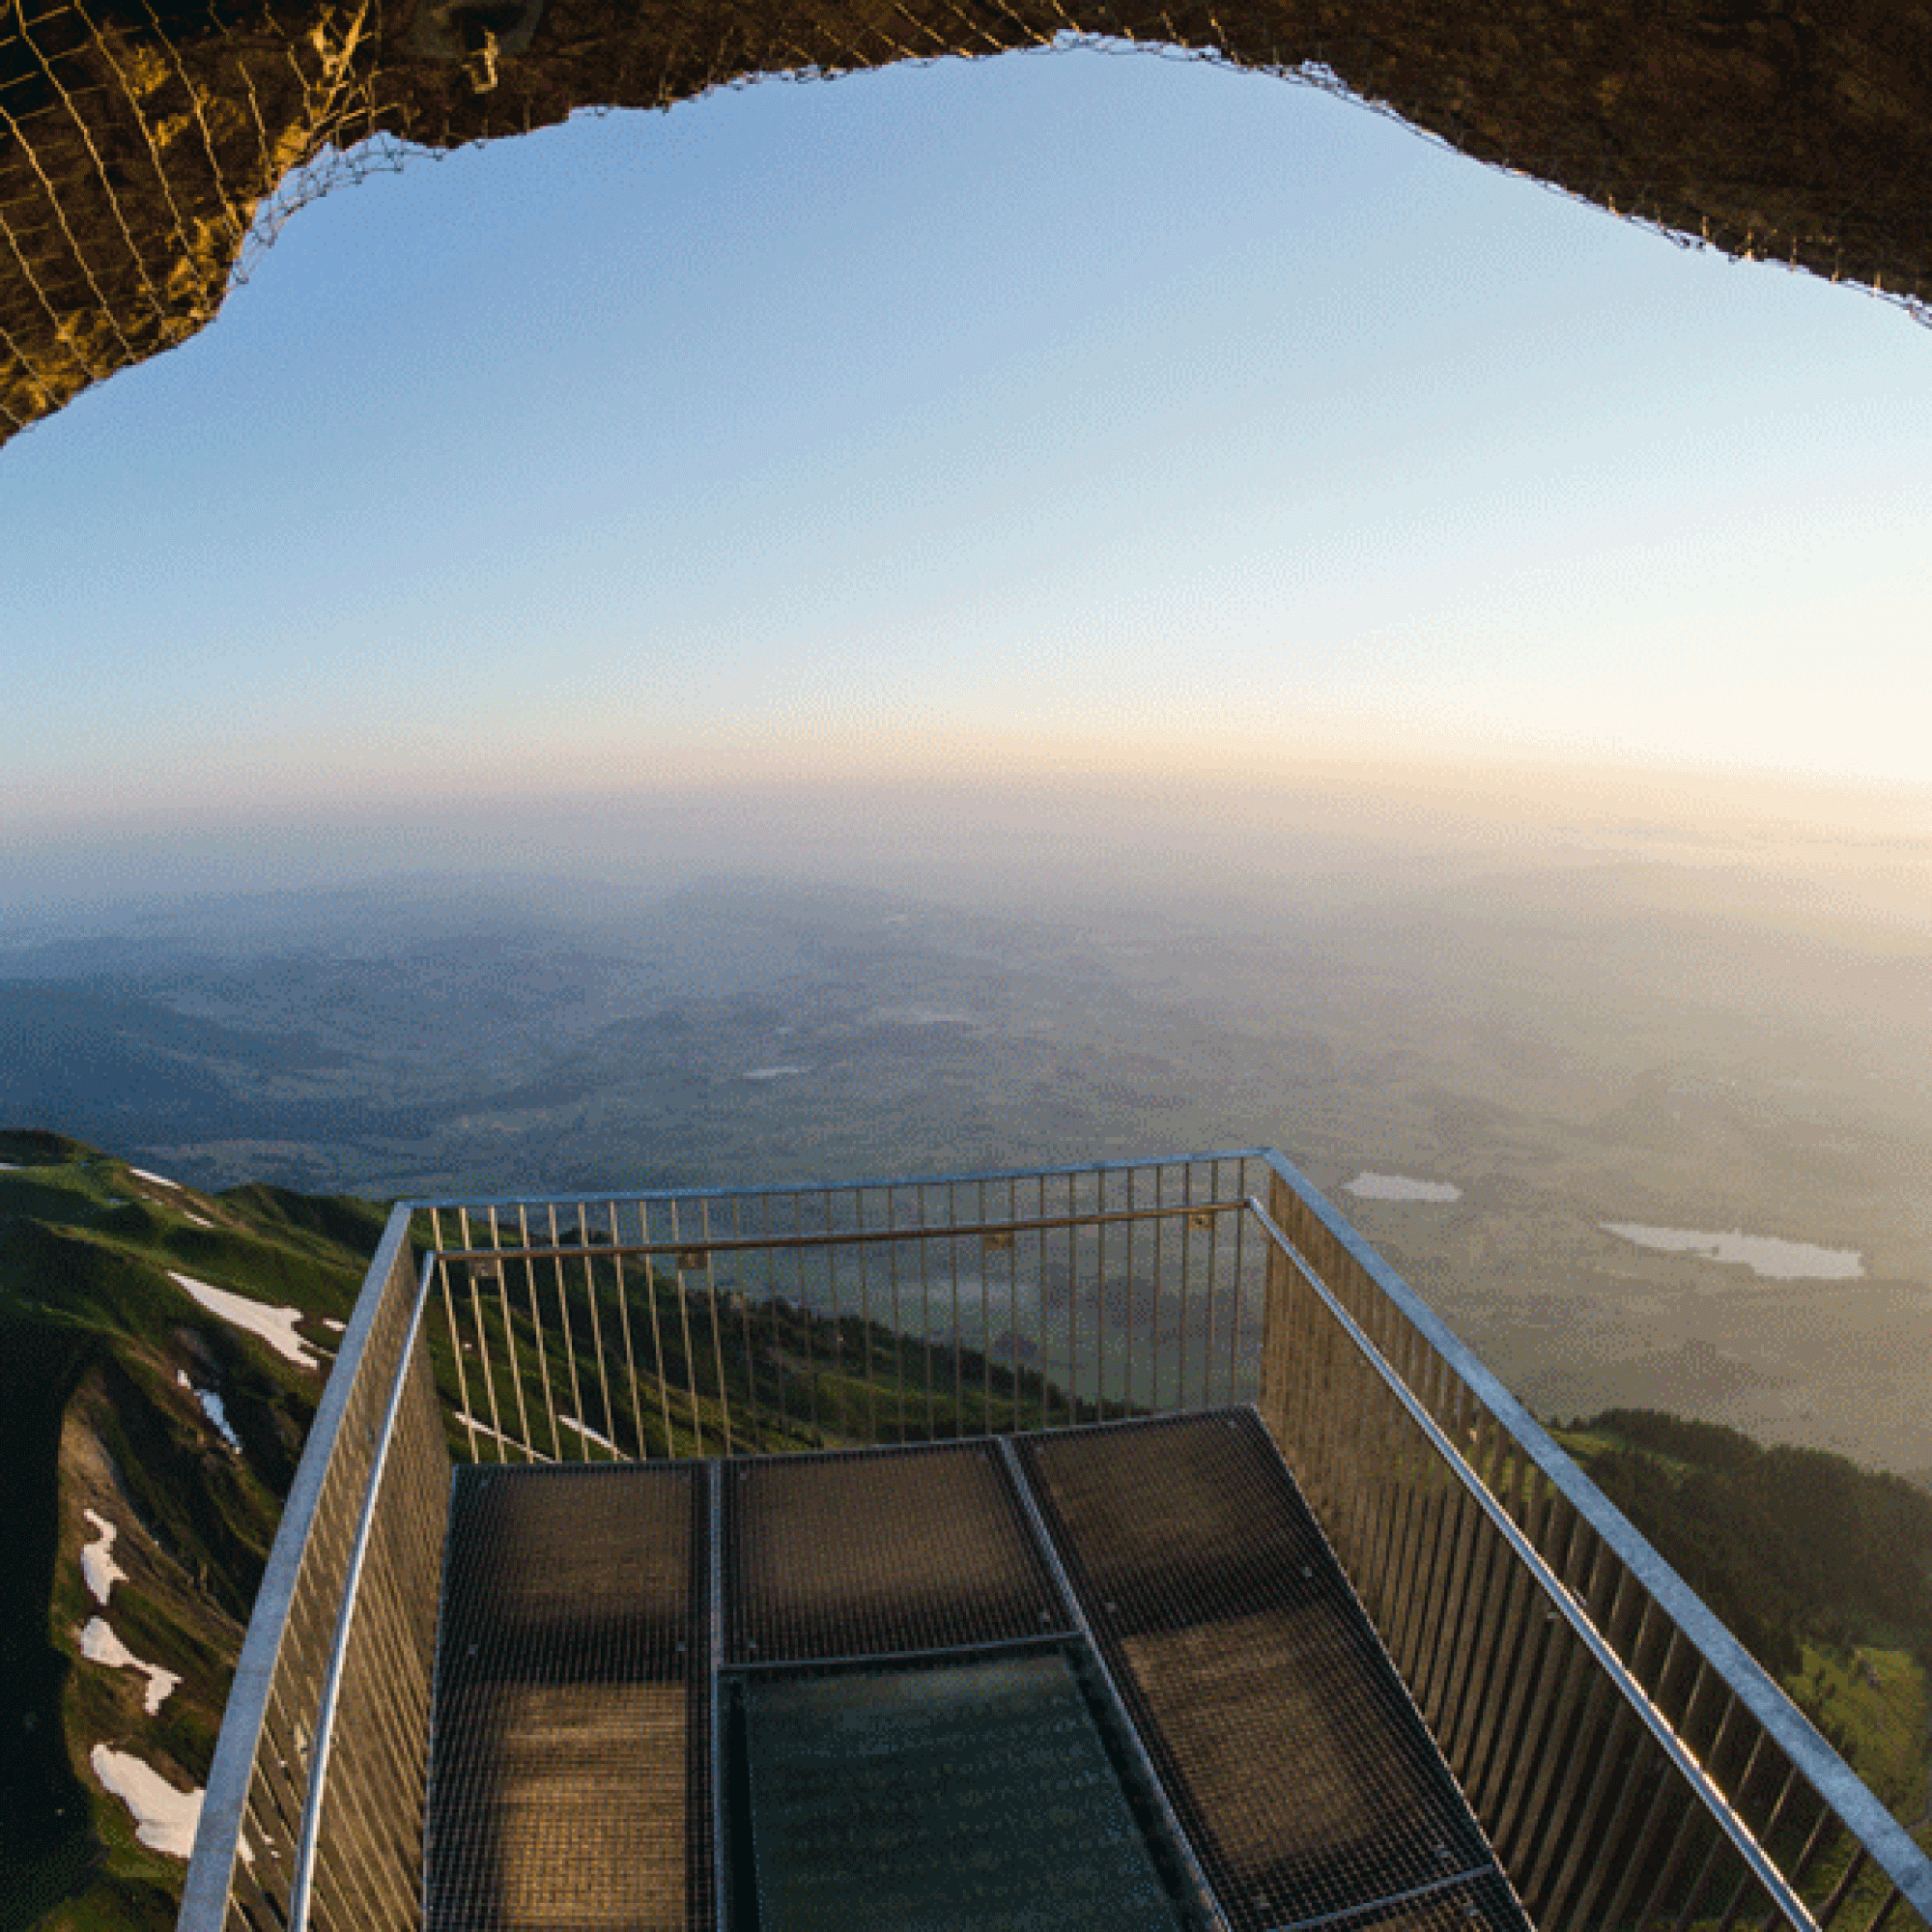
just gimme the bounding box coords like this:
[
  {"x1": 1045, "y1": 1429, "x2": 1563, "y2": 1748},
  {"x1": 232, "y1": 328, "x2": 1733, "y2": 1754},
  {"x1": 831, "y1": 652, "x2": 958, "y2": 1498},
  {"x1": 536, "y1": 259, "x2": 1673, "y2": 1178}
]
[{"x1": 4, "y1": 0, "x2": 1930, "y2": 444}]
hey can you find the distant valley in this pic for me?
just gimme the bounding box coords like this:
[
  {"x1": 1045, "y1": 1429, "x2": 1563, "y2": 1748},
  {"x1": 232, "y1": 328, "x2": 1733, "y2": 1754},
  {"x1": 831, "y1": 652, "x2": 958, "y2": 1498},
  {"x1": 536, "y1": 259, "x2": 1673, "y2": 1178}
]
[{"x1": 3, "y1": 860, "x2": 1929, "y2": 1477}]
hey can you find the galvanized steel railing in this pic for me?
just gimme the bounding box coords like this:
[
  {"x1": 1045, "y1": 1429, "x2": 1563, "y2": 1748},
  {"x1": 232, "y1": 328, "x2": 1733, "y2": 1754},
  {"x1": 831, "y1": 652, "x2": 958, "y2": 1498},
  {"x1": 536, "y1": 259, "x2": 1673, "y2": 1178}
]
[{"x1": 179, "y1": 1149, "x2": 1932, "y2": 1932}]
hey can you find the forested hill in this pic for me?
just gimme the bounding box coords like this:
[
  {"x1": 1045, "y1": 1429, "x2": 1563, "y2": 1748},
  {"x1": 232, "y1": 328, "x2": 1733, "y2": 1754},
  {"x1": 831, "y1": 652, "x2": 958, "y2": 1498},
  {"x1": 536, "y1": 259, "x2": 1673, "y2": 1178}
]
[{"x1": 1555, "y1": 1409, "x2": 1932, "y2": 1839}]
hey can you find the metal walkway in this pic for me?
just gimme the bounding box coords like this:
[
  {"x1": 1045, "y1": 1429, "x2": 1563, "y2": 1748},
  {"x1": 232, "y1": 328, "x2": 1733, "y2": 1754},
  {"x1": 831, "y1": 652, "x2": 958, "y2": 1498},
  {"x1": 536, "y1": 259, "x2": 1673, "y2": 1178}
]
[{"x1": 422, "y1": 1409, "x2": 1527, "y2": 1932}]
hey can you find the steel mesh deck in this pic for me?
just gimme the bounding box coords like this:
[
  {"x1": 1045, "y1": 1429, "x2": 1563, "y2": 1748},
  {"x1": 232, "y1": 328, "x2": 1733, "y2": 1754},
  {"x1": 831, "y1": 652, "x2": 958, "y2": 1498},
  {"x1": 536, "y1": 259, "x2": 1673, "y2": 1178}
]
[
  {"x1": 423, "y1": 1413, "x2": 1523, "y2": 1932},
  {"x1": 1018, "y1": 1412, "x2": 1520, "y2": 1932},
  {"x1": 724, "y1": 1439, "x2": 1071, "y2": 1664},
  {"x1": 426, "y1": 1462, "x2": 707, "y2": 1932}
]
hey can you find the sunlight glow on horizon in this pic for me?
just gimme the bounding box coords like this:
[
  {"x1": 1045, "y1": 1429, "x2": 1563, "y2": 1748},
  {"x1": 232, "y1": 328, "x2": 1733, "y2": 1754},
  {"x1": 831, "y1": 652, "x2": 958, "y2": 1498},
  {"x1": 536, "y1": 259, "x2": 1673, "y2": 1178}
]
[{"x1": 2, "y1": 45, "x2": 1929, "y2": 871}]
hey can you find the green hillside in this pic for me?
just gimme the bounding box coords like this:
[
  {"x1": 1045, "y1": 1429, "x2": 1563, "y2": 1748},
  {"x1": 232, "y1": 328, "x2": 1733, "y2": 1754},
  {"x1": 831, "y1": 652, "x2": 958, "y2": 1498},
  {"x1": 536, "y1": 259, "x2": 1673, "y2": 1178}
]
[{"x1": 0, "y1": 1131, "x2": 384, "y2": 1932}]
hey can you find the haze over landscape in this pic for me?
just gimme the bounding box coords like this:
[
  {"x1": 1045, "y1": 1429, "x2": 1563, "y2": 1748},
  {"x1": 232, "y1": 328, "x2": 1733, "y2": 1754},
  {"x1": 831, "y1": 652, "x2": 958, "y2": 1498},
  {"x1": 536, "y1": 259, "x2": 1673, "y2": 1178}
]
[{"x1": 3, "y1": 32, "x2": 1929, "y2": 1464}]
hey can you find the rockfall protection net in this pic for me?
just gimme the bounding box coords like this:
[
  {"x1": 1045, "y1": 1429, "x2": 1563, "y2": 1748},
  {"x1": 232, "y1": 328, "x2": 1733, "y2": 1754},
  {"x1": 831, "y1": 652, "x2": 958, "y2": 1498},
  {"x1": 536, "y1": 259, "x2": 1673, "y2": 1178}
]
[{"x1": 4, "y1": 0, "x2": 1929, "y2": 444}]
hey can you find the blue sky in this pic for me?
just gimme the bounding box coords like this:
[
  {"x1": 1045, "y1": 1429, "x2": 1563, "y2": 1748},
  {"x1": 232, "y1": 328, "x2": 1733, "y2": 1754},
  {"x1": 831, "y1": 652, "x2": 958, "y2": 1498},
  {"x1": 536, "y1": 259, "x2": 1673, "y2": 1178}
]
[{"x1": 2, "y1": 40, "x2": 1929, "y2": 896}]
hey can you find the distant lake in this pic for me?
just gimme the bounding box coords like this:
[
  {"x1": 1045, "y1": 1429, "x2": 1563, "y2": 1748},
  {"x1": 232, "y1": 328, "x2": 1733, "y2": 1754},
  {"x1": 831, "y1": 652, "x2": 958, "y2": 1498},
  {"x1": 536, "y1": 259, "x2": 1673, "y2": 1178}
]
[
  {"x1": 1601, "y1": 1222, "x2": 1864, "y2": 1281},
  {"x1": 744, "y1": 1065, "x2": 806, "y2": 1082},
  {"x1": 1345, "y1": 1173, "x2": 1463, "y2": 1204}
]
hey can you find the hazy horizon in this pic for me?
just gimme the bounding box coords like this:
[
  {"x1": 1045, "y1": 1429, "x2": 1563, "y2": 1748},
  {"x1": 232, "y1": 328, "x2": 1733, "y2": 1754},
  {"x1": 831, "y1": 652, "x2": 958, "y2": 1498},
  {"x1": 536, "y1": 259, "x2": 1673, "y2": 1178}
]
[{"x1": 4, "y1": 42, "x2": 1930, "y2": 867}]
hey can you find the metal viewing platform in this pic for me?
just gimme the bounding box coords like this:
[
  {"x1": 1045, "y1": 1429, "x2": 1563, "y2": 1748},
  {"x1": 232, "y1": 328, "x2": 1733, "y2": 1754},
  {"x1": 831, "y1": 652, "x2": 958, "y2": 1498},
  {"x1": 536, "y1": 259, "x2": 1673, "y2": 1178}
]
[{"x1": 179, "y1": 1151, "x2": 1932, "y2": 1932}]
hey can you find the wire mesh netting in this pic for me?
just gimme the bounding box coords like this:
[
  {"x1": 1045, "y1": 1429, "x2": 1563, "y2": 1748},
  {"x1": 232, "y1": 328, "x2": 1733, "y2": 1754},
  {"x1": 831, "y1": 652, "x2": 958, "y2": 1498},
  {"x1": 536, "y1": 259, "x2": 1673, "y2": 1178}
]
[{"x1": 6, "y1": 0, "x2": 1931, "y2": 444}]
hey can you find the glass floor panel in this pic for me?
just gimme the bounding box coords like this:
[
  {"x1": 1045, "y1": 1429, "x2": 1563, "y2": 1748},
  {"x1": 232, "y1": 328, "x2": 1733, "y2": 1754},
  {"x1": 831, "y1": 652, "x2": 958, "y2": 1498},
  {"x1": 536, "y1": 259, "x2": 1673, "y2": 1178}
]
[{"x1": 728, "y1": 1649, "x2": 1197, "y2": 1932}]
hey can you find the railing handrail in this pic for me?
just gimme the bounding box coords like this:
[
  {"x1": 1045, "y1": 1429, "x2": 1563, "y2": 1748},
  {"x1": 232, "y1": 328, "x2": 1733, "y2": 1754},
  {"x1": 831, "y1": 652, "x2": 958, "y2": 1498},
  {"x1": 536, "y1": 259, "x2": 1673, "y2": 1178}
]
[
  {"x1": 1248, "y1": 1194, "x2": 1820, "y2": 1927},
  {"x1": 1256, "y1": 1148, "x2": 1932, "y2": 1919},
  {"x1": 396, "y1": 1147, "x2": 1277, "y2": 1215},
  {"x1": 179, "y1": 1207, "x2": 422, "y2": 1926},
  {"x1": 285, "y1": 1252, "x2": 439, "y2": 1932},
  {"x1": 433, "y1": 1196, "x2": 1250, "y2": 1267}
]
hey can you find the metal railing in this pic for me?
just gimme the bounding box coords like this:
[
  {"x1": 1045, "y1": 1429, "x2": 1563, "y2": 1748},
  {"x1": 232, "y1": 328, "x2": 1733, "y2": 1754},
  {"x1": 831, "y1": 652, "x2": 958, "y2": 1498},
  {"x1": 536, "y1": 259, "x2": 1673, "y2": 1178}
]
[{"x1": 179, "y1": 1149, "x2": 1932, "y2": 1932}]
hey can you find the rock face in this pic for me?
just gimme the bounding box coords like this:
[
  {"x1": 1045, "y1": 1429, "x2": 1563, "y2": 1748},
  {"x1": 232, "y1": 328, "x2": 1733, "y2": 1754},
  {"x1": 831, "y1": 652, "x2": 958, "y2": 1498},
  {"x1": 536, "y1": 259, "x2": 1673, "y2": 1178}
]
[{"x1": 3, "y1": 0, "x2": 1930, "y2": 441}]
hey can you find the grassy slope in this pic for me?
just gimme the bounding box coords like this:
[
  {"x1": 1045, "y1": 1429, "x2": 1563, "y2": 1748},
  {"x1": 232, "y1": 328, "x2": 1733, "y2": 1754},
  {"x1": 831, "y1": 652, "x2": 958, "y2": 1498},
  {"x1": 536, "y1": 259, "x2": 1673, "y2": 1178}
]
[{"x1": 0, "y1": 1130, "x2": 384, "y2": 1932}]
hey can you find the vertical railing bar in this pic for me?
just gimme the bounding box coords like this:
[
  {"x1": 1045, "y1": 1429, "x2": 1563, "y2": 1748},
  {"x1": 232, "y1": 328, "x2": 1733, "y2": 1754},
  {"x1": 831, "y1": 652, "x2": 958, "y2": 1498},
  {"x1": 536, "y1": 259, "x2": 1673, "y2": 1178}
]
[
  {"x1": 949, "y1": 1179, "x2": 964, "y2": 1439},
  {"x1": 436, "y1": 1248, "x2": 478, "y2": 1465},
  {"x1": 1388, "y1": 1351, "x2": 1453, "y2": 1682},
  {"x1": 765, "y1": 1196, "x2": 791, "y2": 1449},
  {"x1": 921, "y1": 1185, "x2": 935, "y2": 1443},
  {"x1": 702, "y1": 1201, "x2": 733, "y2": 1459},
  {"x1": 1557, "y1": 1698, "x2": 1655, "y2": 1930},
  {"x1": 860, "y1": 1187, "x2": 877, "y2": 1448},
  {"x1": 1034, "y1": 1173, "x2": 1048, "y2": 1428},
  {"x1": 1150, "y1": 1162, "x2": 1166, "y2": 1415},
  {"x1": 1530, "y1": 1587, "x2": 1659, "y2": 1910},
  {"x1": 457, "y1": 1208, "x2": 504, "y2": 1466},
  {"x1": 977, "y1": 1178, "x2": 991, "y2": 1435},
  {"x1": 547, "y1": 1204, "x2": 588, "y2": 1461},
  {"x1": 579, "y1": 1202, "x2": 616, "y2": 1462},
  {"x1": 485, "y1": 1205, "x2": 531, "y2": 1463},
  {"x1": 1819, "y1": 1848, "x2": 1872, "y2": 1930},
  {"x1": 1012, "y1": 1167, "x2": 1028, "y2": 1430},
  {"x1": 1575, "y1": 1649, "x2": 1700, "y2": 1932},
  {"x1": 1472, "y1": 1469, "x2": 1570, "y2": 1820},
  {"x1": 707, "y1": 1461, "x2": 726, "y2": 1932},
  {"x1": 1178, "y1": 1159, "x2": 1193, "y2": 1413},
  {"x1": 1629, "y1": 1767, "x2": 1719, "y2": 1932},
  {"x1": 886, "y1": 1186, "x2": 906, "y2": 1444},
  {"x1": 1414, "y1": 1378, "x2": 1479, "y2": 1725},
  {"x1": 1095, "y1": 1163, "x2": 1109, "y2": 1416},
  {"x1": 1513, "y1": 1550, "x2": 1628, "y2": 1884},
  {"x1": 1443, "y1": 1467, "x2": 1517, "y2": 1778},
  {"x1": 1121, "y1": 1151, "x2": 1128, "y2": 1414},
  {"x1": 639, "y1": 1200, "x2": 675, "y2": 1456},
  {"x1": 1676, "y1": 1724, "x2": 1770, "y2": 1932},
  {"x1": 1862, "y1": 1889, "x2": 1905, "y2": 1932},
  {"x1": 517, "y1": 1205, "x2": 563, "y2": 1463},
  {"x1": 728, "y1": 1198, "x2": 759, "y2": 1453},
  {"x1": 611, "y1": 1204, "x2": 646, "y2": 1461},
  {"x1": 1203, "y1": 1156, "x2": 1220, "y2": 1412},
  {"x1": 1227, "y1": 1167, "x2": 1246, "y2": 1406},
  {"x1": 668, "y1": 1200, "x2": 705, "y2": 1458},
  {"x1": 1781, "y1": 1790, "x2": 1846, "y2": 1911}
]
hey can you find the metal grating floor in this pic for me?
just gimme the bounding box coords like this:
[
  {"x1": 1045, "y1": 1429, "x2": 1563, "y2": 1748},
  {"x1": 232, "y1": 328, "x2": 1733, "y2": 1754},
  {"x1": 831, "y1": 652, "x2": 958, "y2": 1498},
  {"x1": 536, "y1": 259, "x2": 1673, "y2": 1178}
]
[
  {"x1": 422, "y1": 1411, "x2": 1527, "y2": 1932},
  {"x1": 426, "y1": 1462, "x2": 707, "y2": 1931}
]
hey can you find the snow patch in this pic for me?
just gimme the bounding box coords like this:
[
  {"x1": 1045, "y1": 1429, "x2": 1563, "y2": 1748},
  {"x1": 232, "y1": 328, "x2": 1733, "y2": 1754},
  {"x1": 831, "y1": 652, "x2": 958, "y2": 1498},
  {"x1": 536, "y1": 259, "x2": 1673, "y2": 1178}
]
[
  {"x1": 131, "y1": 1167, "x2": 180, "y2": 1188},
  {"x1": 456, "y1": 1411, "x2": 548, "y2": 1459},
  {"x1": 176, "y1": 1371, "x2": 242, "y2": 1453},
  {"x1": 322, "y1": 1318, "x2": 346, "y2": 1333},
  {"x1": 81, "y1": 1510, "x2": 127, "y2": 1605},
  {"x1": 183, "y1": 1212, "x2": 213, "y2": 1229},
  {"x1": 90, "y1": 1747, "x2": 203, "y2": 1858},
  {"x1": 80, "y1": 1617, "x2": 181, "y2": 1714},
  {"x1": 168, "y1": 1273, "x2": 319, "y2": 1369}
]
